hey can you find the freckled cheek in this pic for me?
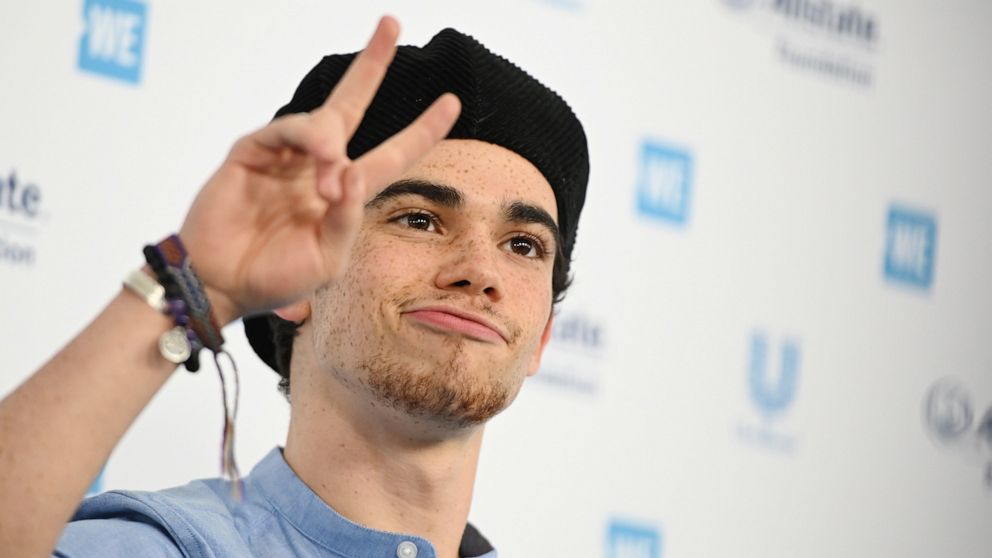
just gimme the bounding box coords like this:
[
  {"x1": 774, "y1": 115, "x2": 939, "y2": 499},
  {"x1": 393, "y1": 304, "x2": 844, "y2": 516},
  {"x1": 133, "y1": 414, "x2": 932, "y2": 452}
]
[
  {"x1": 337, "y1": 238, "x2": 442, "y2": 322},
  {"x1": 317, "y1": 237, "x2": 386, "y2": 313},
  {"x1": 351, "y1": 238, "x2": 438, "y2": 284},
  {"x1": 504, "y1": 266, "x2": 553, "y2": 324}
]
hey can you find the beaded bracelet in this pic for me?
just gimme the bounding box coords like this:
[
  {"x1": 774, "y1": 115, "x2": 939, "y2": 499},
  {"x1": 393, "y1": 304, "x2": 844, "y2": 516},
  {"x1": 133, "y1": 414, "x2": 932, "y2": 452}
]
[
  {"x1": 143, "y1": 235, "x2": 225, "y2": 366},
  {"x1": 141, "y1": 234, "x2": 243, "y2": 499}
]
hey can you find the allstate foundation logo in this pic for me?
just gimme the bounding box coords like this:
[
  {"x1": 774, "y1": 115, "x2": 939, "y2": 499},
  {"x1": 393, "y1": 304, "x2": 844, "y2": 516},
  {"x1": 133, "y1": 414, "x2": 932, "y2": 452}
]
[
  {"x1": 719, "y1": 0, "x2": 879, "y2": 88},
  {"x1": 923, "y1": 378, "x2": 992, "y2": 488},
  {"x1": 0, "y1": 169, "x2": 45, "y2": 267},
  {"x1": 884, "y1": 204, "x2": 937, "y2": 290},
  {"x1": 536, "y1": 311, "x2": 606, "y2": 394},
  {"x1": 78, "y1": 0, "x2": 148, "y2": 84},
  {"x1": 606, "y1": 519, "x2": 662, "y2": 558},
  {"x1": 737, "y1": 331, "x2": 801, "y2": 452},
  {"x1": 636, "y1": 139, "x2": 693, "y2": 226}
]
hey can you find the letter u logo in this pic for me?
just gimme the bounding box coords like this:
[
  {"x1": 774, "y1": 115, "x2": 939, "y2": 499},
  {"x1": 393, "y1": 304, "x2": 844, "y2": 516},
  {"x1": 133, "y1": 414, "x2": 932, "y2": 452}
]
[{"x1": 748, "y1": 333, "x2": 800, "y2": 416}]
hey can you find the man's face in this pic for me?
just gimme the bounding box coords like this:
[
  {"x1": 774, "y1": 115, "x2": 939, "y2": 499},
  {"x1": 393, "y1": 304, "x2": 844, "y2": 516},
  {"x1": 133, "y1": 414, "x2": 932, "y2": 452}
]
[{"x1": 303, "y1": 139, "x2": 558, "y2": 428}]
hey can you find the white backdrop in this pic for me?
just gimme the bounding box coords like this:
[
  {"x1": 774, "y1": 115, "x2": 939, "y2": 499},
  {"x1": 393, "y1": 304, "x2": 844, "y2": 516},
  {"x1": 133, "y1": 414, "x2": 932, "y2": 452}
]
[{"x1": 2, "y1": 0, "x2": 991, "y2": 556}]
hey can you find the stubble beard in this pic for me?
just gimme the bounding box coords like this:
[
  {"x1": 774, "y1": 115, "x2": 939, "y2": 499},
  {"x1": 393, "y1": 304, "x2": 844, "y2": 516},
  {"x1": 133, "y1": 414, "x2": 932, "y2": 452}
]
[
  {"x1": 358, "y1": 339, "x2": 518, "y2": 429},
  {"x1": 312, "y1": 282, "x2": 530, "y2": 429}
]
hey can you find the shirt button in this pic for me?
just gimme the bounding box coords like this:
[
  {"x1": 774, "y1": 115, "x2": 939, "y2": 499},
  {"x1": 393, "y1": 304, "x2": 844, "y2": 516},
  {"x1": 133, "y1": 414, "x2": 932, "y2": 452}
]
[{"x1": 396, "y1": 541, "x2": 418, "y2": 558}]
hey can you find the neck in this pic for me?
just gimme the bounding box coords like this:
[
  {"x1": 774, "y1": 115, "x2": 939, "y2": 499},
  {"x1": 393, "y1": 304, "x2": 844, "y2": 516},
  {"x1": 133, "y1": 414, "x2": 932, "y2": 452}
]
[{"x1": 284, "y1": 369, "x2": 483, "y2": 558}]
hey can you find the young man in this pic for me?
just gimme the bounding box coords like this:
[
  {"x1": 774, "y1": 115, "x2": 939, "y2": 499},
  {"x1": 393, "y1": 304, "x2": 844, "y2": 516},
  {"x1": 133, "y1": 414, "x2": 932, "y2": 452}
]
[{"x1": 0, "y1": 16, "x2": 588, "y2": 558}]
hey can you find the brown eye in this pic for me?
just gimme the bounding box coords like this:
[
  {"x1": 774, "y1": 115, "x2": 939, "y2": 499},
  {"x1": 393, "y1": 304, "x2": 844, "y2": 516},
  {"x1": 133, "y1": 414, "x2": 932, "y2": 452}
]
[
  {"x1": 505, "y1": 236, "x2": 544, "y2": 258},
  {"x1": 397, "y1": 212, "x2": 436, "y2": 232}
]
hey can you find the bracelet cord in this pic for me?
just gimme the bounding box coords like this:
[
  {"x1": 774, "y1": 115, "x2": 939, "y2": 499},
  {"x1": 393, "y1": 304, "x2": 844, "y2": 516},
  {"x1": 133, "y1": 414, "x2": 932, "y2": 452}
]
[{"x1": 144, "y1": 235, "x2": 243, "y2": 500}]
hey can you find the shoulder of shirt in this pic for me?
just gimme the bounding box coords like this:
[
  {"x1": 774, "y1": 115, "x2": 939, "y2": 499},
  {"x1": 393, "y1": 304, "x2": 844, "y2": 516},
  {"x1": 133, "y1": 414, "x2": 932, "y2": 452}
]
[
  {"x1": 66, "y1": 479, "x2": 266, "y2": 558},
  {"x1": 54, "y1": 515, "x2": 185, "y2": 558}
]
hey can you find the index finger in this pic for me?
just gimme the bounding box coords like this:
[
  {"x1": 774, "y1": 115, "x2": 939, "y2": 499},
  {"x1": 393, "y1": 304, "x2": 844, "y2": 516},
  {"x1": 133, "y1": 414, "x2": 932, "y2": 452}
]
[
  {"x1": 314, "y1": 16, "x2": 400, "y2": 137},
  {"x1": 351, "y1": 93, "x2": 462, "y2": 192}
]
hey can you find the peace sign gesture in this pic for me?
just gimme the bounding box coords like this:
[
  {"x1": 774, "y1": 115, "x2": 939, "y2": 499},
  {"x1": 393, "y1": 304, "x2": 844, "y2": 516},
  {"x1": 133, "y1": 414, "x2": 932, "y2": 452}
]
[{"x1": 178, "y1": 16, "x2": 461, "y2": 325}]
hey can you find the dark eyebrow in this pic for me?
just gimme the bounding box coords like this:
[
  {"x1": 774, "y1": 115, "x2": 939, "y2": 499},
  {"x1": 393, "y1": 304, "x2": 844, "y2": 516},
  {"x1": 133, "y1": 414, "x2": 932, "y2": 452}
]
[
  {"x1": 367, "y1": 180, "x2": 559, "y2": 249},
  {"x1": 504, "y1": 201, "x2": 560, "y2": 249},
  {"x1": 365, "y1": 179, "x2": 463, "y2": 209}
]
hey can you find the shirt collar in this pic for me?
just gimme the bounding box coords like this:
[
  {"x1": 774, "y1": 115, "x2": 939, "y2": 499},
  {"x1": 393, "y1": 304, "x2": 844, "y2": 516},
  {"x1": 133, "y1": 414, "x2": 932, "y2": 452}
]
[{"x1": 246, "y1": 447, "x2": 495, "y2": 558}]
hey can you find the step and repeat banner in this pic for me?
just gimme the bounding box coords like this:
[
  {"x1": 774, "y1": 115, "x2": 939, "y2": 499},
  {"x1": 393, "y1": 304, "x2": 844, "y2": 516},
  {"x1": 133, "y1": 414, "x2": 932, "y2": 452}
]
[{"x1": 2, "y1": 0, "x2": 990, "y2": 556}]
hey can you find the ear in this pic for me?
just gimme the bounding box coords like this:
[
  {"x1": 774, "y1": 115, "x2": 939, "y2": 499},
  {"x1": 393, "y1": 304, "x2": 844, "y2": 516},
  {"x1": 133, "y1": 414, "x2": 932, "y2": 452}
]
[
  {"x1": 526, "y1": 314, "x2": 555, "y2": 377},
  {"x1": 273, "y1": 299, "x2": 311, "y2": 322}
]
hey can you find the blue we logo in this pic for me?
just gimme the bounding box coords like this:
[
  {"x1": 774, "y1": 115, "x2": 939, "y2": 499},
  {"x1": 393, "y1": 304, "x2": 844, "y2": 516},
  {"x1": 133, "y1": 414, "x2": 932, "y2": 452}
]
[
  {"x1": 78, "y1": 0, "x2": 148, "y2": 84},
  {"x1": 636, "y1": 139, "x2": 692, "y2": 225},
  {"x1": 748, "y1": 333, "x2": 800, "y2": 417},
  {"x1": 884, "y1": 205, "x2": 937, "y2": 289},
  {"x1": 606, "y1": 519, "x2": 662, "y2": 558}
]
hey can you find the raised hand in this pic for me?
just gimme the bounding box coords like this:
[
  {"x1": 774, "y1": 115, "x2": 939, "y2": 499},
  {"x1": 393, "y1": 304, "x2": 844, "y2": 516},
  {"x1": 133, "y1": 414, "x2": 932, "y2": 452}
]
[{"x1": 178, "y1": 16, "x2": 461, "y2": 325}]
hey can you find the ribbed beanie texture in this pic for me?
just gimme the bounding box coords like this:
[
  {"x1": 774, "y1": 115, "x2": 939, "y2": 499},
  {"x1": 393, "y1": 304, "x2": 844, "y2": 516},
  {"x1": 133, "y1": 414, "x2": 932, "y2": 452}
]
[
  {"x1": 275, "y1": 28, "x2": 588, "y2": 254},
  {"x1": 246, "y1": 28, "x2": 589, "y2": 373}
]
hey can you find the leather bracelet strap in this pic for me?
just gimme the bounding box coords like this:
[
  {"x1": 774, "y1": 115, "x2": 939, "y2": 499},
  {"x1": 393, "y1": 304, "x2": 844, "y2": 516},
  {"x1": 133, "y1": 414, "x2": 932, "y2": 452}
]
[{"x1": 143, "y1": 235, "x2": 225, "y2": 351}]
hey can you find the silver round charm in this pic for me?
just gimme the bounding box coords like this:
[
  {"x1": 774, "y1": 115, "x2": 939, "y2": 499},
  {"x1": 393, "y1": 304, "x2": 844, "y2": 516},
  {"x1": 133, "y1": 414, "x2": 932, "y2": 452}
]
[{"x1": 158, "y1": 326, "x2": 192, "y2": 364}]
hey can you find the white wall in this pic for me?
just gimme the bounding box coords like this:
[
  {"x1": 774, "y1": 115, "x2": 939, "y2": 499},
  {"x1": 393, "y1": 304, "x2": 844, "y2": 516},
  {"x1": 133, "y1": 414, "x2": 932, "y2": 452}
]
[{"x1": 2, "y1": 1, "x2": 990, "y2": 556}]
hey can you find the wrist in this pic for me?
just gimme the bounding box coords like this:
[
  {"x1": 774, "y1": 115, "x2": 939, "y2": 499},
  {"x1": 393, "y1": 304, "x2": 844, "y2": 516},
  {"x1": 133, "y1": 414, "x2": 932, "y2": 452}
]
[
  {"x1": 176, "y1": 232, "x2": 241, "y2": 327},
  {"x1": 203, "y1": 283, "x2": 239, "y2": 328},
  {"x1": 143, "y1": 234, "x2": 228, "y2": 372}
]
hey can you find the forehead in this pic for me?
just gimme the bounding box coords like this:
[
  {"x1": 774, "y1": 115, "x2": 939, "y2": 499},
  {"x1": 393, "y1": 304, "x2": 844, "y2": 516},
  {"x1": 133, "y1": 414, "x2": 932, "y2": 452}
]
[{"x1": 396, "y1": 138, "x2": 558, "y2": 223}]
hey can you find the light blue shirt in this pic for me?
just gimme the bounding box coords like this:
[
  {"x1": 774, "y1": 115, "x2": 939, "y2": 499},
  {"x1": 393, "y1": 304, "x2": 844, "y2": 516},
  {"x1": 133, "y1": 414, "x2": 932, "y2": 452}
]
[{"x1": 55, "y1": 448, "x2": 498, "y2": 558}]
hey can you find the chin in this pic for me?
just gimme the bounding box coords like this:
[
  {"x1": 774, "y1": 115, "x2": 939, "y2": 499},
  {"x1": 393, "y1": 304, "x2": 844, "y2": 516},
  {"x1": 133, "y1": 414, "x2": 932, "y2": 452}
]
[{"x1": 360, "y1": 350, "x2": 525, "y2": 428}]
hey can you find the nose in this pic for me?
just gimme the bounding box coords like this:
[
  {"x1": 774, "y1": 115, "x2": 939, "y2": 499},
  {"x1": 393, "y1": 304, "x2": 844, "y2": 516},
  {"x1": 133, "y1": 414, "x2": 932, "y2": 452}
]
[{"x1": 434, "y1": 236, "x2": 503, "y2": 302}]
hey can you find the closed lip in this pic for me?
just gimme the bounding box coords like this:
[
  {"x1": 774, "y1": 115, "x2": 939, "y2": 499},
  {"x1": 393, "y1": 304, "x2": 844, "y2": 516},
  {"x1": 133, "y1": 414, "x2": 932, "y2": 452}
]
[{"x1": 402, "y1": 305, "x2": 509, "y2": 343}]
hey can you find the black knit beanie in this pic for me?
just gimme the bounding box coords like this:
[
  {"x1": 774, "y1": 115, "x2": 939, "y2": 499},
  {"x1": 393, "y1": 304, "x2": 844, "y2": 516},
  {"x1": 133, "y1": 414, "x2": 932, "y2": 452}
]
[{"x1": 245, "y1": 27, "x2": 589, "y2": 373}]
